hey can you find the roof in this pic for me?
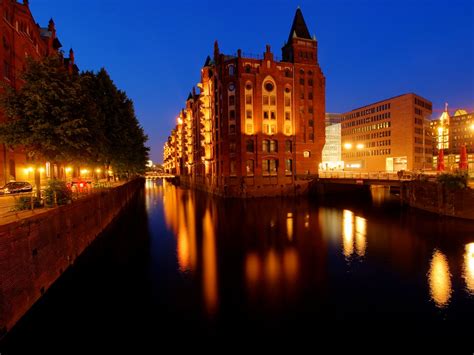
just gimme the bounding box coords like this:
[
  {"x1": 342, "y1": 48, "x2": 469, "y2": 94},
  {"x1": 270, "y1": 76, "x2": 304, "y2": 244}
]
[{"x1": 287, "y1": 8, "x2": 312, "y2": 43}]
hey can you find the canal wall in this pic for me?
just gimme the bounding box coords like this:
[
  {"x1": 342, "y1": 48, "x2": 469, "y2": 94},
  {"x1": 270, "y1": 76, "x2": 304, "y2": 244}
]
[
  {"x1": 179, "y1": 175, "x2": 314, "y2": 198},
  {"x1": 0, "y1": 178, "x2": 144, "y2": 337},
  {"x1": 401, "y1": 181, "x2": 474, "y2": 220}
]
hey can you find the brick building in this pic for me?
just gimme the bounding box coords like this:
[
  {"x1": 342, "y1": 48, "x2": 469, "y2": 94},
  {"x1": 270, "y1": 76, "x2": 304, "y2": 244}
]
[
  {"x1": 340, "y1": 93, "x2": 433, "y2": 172},
  {"x1": 0, "y1": 0, "x2": 75, "y2": 185},
  {"x1": 164, "y1": 8, "x2": 326, "y2": 196}
]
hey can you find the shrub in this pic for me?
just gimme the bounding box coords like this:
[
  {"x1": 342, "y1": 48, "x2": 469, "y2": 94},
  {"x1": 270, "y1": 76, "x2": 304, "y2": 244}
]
[
  {"x1": 436, "y1": 172, "x2": 468, "y2": 190},
  {"x1": 13, "y1": 196, "x2": 42, "y2": 211},
  {"x1": 44, "y1": 179, "x2": 72, "y2": 206}
]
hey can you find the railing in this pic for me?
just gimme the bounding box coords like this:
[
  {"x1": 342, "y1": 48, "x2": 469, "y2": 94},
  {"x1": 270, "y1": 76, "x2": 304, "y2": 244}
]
[{"x1": 318, "y1": 171, "x2": 417, "y2": 181}]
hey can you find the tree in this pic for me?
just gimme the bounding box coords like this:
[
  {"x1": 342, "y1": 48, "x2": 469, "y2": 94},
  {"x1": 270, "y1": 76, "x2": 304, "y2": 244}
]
[{"x1": 0, "y1": 56, "x2": 92, "y2": 196}]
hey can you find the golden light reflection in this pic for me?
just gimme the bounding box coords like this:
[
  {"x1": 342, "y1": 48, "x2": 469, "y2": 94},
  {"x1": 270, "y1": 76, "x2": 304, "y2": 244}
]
[
  {"x1": 342, "y1": 210, "x2": 354, "y2": 258},
  {"x1": 203, "y1": 209, "x2": 218, "y2": 316},
  {"x1": 245, "y1": 253, "x2": 260, "y2": 285},
  {"x1": 286, "y1": 213, "x2": 293, "y2": 241},
  {"x1": 355, "y1": 216, "x2": 367, "y2": 257},
  {"x1": 428, "y1": 250, "x2": 452, "y2": 308},
  {"x1": 463, "y1": 243, "x2": 474, "y2": 294},
  {"x1": 283, "y1": 248, "x2": 299, "y2": 283},
  {"x1": 265, "y1": 249, "x2": 280, "y2": 287}
]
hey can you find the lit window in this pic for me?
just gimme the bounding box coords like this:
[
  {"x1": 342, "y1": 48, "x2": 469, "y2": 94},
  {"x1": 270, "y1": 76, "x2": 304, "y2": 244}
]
[{"x1": 246, "y1": 160, "x2": 254, "y2": 176}]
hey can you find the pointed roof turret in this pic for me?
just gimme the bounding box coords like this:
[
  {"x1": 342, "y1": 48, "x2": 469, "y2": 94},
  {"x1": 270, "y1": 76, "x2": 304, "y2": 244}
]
[
  {"x1": 187, "y1": 92, "x2": 193, "y2": 101},
  {"x1": 287, "y1": 8, "x2": 312, "y2": 43},
  {"x1": 204, "y1": 55, "x2": 211, "y2": 67}
]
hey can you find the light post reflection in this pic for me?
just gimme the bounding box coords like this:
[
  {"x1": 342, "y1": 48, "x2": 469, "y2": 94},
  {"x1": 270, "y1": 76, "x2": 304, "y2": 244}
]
[
  {"x1": 428, "y1": 250, "x2": 452, "y2": 308},
  {"x1": 203, "y1": 209, "x2": 218, "y2": 316},
  {"x1": 342, "y1": 210, "x2": 354, "y2": 258},
  {"x1": 463, "y1": 243, "x2": 474, "y2": 295},
  {"x1": 355, "y1": 216, "x2": 367, "y2": 257}
]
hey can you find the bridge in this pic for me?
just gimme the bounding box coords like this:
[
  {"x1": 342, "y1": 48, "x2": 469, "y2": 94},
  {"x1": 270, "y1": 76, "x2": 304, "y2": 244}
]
[
  {"x1": 317, "y1": 171, "x2": 436, "y2": 187},
  {"x1": 145, "y1": 172, "x2": 175, "y2": 180}
]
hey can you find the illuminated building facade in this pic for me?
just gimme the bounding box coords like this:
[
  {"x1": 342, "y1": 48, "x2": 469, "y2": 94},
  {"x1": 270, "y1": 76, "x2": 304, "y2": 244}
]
[
  {"x1": 320, "y1": 113, "x2": 342, "y2": 171},
  {"x1": 0, "y1": 0, "x2": 76, "y2": 184},
  {"x1": 163, "y1": 8, "x2": 326, "y2": 196},
  {"x1": 431, "y1": 108, "x2": 474, "y2": 174},
  {"x1": 340, "y1": 93, "x2": 433, "y2": 172}
]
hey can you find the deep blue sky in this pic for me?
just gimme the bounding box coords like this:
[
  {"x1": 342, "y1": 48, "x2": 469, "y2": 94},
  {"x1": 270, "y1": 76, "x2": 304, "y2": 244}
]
[{"x1": 30, "y1": 0, "x2": 473, "y2": 163}]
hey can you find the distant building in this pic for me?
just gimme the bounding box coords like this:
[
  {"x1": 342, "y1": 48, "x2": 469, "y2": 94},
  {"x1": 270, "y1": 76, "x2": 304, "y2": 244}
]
[
  {"x1": 163, "y1": 8, "x2": 326, "y2": 196},
  {"x1": 431, "y1": 107, "x2": 474, "y2": 174},
  {"x1": 0, "y1": 1, "x2": 75, "y2": 184},
  {"x1": 320, "y1": 113, "x2": 343, "y2": 170},
  {"x1": 341, "y1": 93, "x2": 433, "y2": 172}
]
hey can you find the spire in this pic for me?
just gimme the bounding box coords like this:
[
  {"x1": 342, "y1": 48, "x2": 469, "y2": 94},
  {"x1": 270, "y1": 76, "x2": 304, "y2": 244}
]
[
  {"x1": 203, "y1": 55, "x2": 211, "y2": 67},
  {"x1": 287, "y1": 8, "x2": 312, "y2": 43},
  {"x1": 69, "y1": 48, "x2": 75, "y2": 64},
  {"x1": 48, "y1": 18, "x2": 55, "y2": 32},
  {"x1": 213, "y1": 40, "x2": 220, "y2": 60}
]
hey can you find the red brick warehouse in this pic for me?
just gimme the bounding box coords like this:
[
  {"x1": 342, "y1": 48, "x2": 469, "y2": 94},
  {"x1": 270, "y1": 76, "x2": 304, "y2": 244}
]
[
  {"x1": 164, "y1": 8, "x2": 326, "y2": 197},
  {"x1": 0, "y1": 0, "x2": 76, "y2": 185}
]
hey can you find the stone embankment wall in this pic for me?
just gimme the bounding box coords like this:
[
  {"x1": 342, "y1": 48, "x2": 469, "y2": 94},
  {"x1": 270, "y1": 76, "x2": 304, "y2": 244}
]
[
  {"x1": 0, "y1": 178, "x2": 144, "y2": 336},
  {"x1": 401, "y1": 181, "x2": 474, "y2": 220}
]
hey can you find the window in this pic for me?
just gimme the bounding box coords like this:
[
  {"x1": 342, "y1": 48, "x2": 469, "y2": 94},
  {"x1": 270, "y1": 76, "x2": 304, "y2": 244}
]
[
  {"x1": 245, "y1": 65, "x2": 251, "y2": 73},
  {"x1": 285, "y1": 112, "x2": 291, "y2": 121},
  {"x1": 246, "y1": 110, "x2": 252, "y2": 119},
  {"x1": 229, "y1": 143, "x2": 236, "y2": 153},
  {"x1": 270, "y1": 140, "x2": 278, "y2": 152},
  {"x1": 308, "y1": 119, "x2": 314, "y2": 127},
  {"x1": 230, "y1": 160, "x2": 236, "y2": 175},
  {"x1": 262, "y1": 140, "x2": 269, "y2": 152},
  {"x1": 229, "y1": 65, "x2": 235, "y2": 76},
  {"x1": 308, "y1": 79, "x2": 313, "y2": 86},
  {"x1": 229, "y1": 124, "x2": 236, "y2": 134},
  {"x1": 246, "y1": 140, "x2": 254, "y2": 152},
  {"x1": 270, "y1": 111, "x2": 276, "y2": 120},
  {"x1": 285, "y1": 69, "x2": 291, "y2": 77},
  {"x1": 229, "y1": 110, "x2": 235, "y2": 120},
  {"x1": 299, "y1": 78, "x2": 305, "y2": 85},
  {"x1": 300, "y1": 91, "x2": 305, "y2": 99},
  {"x1": 285, "y1": 159, "x2": 293, "y2": 175},
  {"x1": 262, "y1": 159, "x2": 277, "y2": 176},
  {"x1": 245, "y1": 94, "x2": 252, "y2": 104},
  {"x1": 285, "y1": 140, "x2": 292, "y2": 152},
  {"x1": 285, "y1": 97, "x2": 291, "y2": 106},
  {"x1": 264, "y1": 111, "x2": 269, "y2": 119},
  {"x1": 264, "y1": 82, "x2": 274, "y2": 92},
  {"x1": 263, "y1": 95, "x2": 269, "y2": 105},
  {"x1": 246, "y1": 160, "x2": 254, "y2": 176},
  {"x1": 309, "y1": 132, "x2": 314, "y2": 141},
  {"x1": 3, "y1": 61, "x2": 11, "y2": 80},
  {"x1": 228, "y1": 83, "x2": 235, "y2": 91},
  {"x1": 229, "y1": 95, "x2": 235, "y2": 106}
]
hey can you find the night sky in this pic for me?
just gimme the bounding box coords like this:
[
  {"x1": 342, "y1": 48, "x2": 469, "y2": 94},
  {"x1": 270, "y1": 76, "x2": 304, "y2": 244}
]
[{"x1": 29, "y1": 0, "x2": 474, "y2": 163}]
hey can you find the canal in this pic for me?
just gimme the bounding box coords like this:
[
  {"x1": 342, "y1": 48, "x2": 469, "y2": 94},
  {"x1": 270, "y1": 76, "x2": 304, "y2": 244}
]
[{"x1": 2, "y1": 179, "x2": 474, "y2": 351}]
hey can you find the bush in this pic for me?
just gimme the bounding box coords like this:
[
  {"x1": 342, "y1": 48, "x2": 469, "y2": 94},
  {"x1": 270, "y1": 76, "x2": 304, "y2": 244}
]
[
  {"x1": 44, "y1": 179, "x2": 72, "y2": 206},
  {"x1": 436, "y1": 172, "x2": 468, "y2": 190},
  {"x1": 13, "y1": 196, "x2": 42, "y2": 211}
]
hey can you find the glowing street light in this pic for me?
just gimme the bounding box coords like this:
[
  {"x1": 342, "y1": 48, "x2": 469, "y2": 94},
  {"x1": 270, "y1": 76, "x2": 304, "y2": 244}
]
[
  {"x1": 344, "y1": 143, "x2": 352, "y2": 150},
  {"x1": 356, "y1": 143, "x2": 365, "y2": 150}
]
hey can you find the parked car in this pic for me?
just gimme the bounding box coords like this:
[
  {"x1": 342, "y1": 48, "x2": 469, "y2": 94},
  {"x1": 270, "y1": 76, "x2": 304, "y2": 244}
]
[{"x1": 0, "y1": 181, "x2": 33, "y2": 195}]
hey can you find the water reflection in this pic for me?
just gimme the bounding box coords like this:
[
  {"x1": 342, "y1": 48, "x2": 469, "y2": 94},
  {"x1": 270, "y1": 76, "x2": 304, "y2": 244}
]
[
  {"x1": 202, "y1": 209, "x2": 218, "y2": 316},
  {"x1": 342, "y1": 210, "x2": 367, "y2": 259},
  {"x1": 156, "y1": 181, "x2": 474, "y2": 322},
  {"x1": 464, "y1": 243, "x2": 474, "y2": 295},
  {"x1": 428, "y1": 250, "x2": 452, "y2": 308}
]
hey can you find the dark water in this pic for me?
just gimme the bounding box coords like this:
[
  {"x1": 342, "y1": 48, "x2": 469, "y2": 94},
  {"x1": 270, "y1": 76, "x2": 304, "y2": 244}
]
[{"x1": 2, "y1": 179, "x2": 474, "y2": 351}]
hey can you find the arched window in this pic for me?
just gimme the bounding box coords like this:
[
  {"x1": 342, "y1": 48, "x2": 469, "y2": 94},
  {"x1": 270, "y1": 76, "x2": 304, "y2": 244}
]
[
  {"x1": 246, "y1": 139, "x2": 254, "y2": 153},
  {"x1": 285, "y1": 140, "x2": 292, "y2": 153},
  {"x1": 262, "y1": 77, "x2": 277, "y2": 134},
  {"x1": 262, "y1": 140, "x2": 269, "y2": 152},
  {"x1": 245, "y1": 65, "x2": 251, "y2": 73},
  {"x1": 228, "y1": 65, "x2": 235, "y2": 76},
  {"x1": 285, "y1": 68, "x2": 291, "y2": 77},
  {"x1": 270, "y1": 140, "x2": 278, "y2": 153}
]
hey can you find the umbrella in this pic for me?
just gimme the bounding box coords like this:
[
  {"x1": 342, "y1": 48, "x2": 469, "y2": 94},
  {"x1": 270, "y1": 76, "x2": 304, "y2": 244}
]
[
  {"x1": 437, "y1": 148, "x2": 445, "y2": 171},
  {"x1": 460, "y1": 144, "x2": 468, "y2": 170}
]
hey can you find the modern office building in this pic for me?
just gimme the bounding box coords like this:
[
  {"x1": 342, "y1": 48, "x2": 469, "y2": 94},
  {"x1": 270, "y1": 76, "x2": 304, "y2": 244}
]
[
  {"x1": 163, "y1": 8, "x2": 326, "y2": 196},
  {"x1": 340, "y1": 93, "x2": 433, "y2": 172},
  {"x1": 320, "y1": 113, "x2": 342, "y2": 170}
]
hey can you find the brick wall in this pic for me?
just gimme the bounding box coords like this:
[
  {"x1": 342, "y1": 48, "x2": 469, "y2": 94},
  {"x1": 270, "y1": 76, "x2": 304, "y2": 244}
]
[{"x1": 0, "y1": 178, "x2": 144, "y2": 336}]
